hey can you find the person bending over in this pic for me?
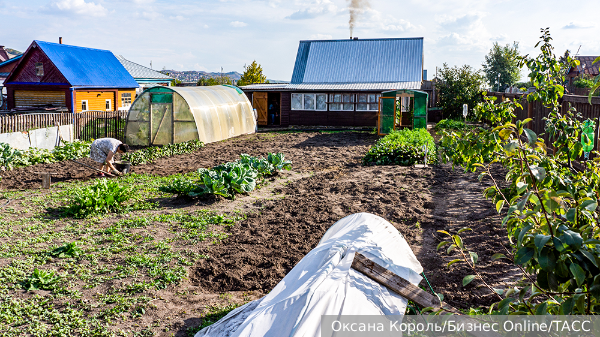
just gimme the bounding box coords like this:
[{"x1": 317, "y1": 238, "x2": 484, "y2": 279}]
[{"x1": 89, "y1": 138, "x2": 129, "y2": 176}]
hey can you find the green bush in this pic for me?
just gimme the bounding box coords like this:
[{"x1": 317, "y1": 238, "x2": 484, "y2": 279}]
[
  {"x1": 434, "y1": 119, "x2": 468, "y2": 131},
  {"x1": 362, "y1": 128, "x2": 436, "y2": 166},
  {"x1": 122, "y1": 140, "x2": 204, "y2": 165},
  {"x1": 161, "y1": 153, "x2": 292, "y2": 199},
  {"x1": 65, "y1": 179, "x2": 133, "y2": 217}
]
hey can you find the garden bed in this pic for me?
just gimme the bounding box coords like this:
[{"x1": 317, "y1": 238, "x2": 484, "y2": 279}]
[{"x1": 0, "y1": 131, "x2": 517, "y2": 336}]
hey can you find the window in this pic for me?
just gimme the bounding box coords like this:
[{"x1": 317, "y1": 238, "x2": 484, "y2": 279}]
[
  {"x1": 105, "y1": 99, "x2": 112, "y2": 111},
  {"x1": 342, "y1": 94, "x2": 354, "y2": 111},
  {"x1": 329, "y1": 94, "x2": 342, "y2": 111},
  {"x1": 357, "y1": 94, "x2": 368, "y2": 110},
  {"x1": 316, "y1": 94, "x2": 327, "y2": 111},
  {"x1": 121, "y1": 93, "x2": 132, "y2": 107},
  {"x1": 35, "y1": 62, "x2": 44, "y2": 77},
  {"x1": 400, "y1": 96, "x2": 410, "y2": 112},
  {"x1": 368, "y1": 94, "x2": 381, "y2": 110},
  {"x1": 291, "y1": 93, "x2": 302, "y2": 110},
  {"x1": 81, "y1": 100, "x2": 88, "y2": 111},
  {"x1": 303, "y1": 94, "x2": 315, "y2": 110},
  {"x1": 292, "y1": 93, "x2": 327, "y2": 111}
]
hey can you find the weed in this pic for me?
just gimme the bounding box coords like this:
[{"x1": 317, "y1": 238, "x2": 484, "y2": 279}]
[{"x1": 21, "y1": 268, "x2": 62, "y2": 291}]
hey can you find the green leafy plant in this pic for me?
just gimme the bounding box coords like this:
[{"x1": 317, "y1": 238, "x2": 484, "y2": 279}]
[
  {"x1": 50, "y1": 242, "x2": 82, "y2": 258},
  {"x1": 66, "y1": 179, "x2": 134, "y2": 217},
  {"x1": 186, "y1": 303, "x2": 243, "y2": 336},
  {"x1": 362, "y1": 128, "x2": 436, "y2": 166},
  {"x1": 161, "y1": 153, "x2": 292, "y2": 199},
  {"x1": 21, "y1": 268, "x2": 62, "y2": 291},
  {"x1": 52, "y1": 140, "x2": 92, "y2": 161},
  {"x1": 0, "y1": 143, "x2": 23, "y2": 170},
  {"x1": 440, "y1": 28, "x2": 600, "y2": 315},
  {"x1": 122, "y1": 140, "x2": 204, "y2": 165}
]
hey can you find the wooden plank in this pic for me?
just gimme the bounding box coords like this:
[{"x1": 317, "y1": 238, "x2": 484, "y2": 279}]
[
  {"x1": 352, "y1": 253, "x2": 503, "y2": 337},
  {"x1": 41, "y1": 173, "x2": 51, "y2": 189},
  {"x1": 351, "y1": 253, "x2": 443, "y2": 310}
]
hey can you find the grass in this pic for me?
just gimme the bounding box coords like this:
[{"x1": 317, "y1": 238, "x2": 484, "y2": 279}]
[{"x1": 0, "y1": 172, "x2": 247, "y2": 336}]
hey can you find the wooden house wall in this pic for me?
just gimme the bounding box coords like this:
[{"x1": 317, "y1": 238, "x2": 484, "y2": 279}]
[
  {"x1": 245, "y1": 90, "x2": 380, "y2": 127},
  {"x1": 74, "y1": 90, "x2": 117, "y2": 113},
  {"x1": 8, "y1": 47, "x2": 68, "y2": 84},
  {"x1": 14, "y1": 90, "x2": 67, "y2": 108}
]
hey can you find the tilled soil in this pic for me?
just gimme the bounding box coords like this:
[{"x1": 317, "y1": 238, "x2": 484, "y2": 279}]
[{"x1": 1, "y1": 132, "x2": 519, "y2": 336}]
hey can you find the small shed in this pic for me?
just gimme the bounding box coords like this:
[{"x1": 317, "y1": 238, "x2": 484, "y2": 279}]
[
  {"x1": 378, "y1": 89, "x2": 428, "y2": 135},
  {"x1": 125, "y1": 85, "x2": 256, "y2": 146}
]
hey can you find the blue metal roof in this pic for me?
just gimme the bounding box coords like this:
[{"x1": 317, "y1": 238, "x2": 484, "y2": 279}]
[
  {"x1": 0, "y1": 54, "x2": 22, "y2": 68},
  {"x1": 290, "y1": 38, "x2": 423, "y2": 84},
  {"x1": 34, "y1": 40, "x2": 139, "y2": 88}
]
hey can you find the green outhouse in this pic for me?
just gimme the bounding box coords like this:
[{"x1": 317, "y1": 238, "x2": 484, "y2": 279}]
[{"x1": 377, "y1": 89, "x2": 428, "y2": 135}]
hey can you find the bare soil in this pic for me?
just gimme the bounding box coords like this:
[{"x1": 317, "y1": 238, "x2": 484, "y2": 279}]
[{"x1": 0, "y1": 131, "x2": 519, "y2": 336}]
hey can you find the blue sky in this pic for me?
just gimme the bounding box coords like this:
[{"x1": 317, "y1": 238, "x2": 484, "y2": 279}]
[{"x1": 1, "y1": 0, "x2": 598, "y2": 82}]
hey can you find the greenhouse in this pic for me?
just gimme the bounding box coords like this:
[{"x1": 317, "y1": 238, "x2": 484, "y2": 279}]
[
  {"x1": 377, "y1": 89, "x2": 428, "y2": 135},
  {"x1": 125, "y1": 85, "x2": 256, "y2": 146}
]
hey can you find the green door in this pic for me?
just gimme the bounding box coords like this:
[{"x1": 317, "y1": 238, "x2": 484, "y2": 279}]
[{"x1": 150, "y1": 93, "x2": 173, "y2": 145}]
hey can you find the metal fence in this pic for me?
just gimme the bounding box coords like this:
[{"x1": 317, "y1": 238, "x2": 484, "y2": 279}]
[{"x1": 0, "y1": 111, "x2": 128, "y2": 141}]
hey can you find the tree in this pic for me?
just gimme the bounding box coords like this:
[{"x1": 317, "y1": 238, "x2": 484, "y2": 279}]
[
  {"x1": 435, "y1": 63, "x2": 486, "y2": 120},
  {"x1": 482, "y1": 42, "x2": 521, "y2": 91},
  {"x1": 237, "y1": 61, "x2": 267, "y2": 86},
  {"x1": 197, "y1": 76, "x2": 232, "y2": 86}
]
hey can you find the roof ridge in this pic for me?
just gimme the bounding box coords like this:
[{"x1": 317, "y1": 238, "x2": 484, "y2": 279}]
[
  {"x1": 299, "y1": 37, "x2": 424, "y2": 43},
  {"x1": 35, "y1": 40, "x2": 112, "y2": 53}
]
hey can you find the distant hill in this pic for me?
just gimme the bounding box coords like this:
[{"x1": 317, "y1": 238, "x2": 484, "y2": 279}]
[
  {"x1": 6, "y1": 48, "x2": 22, "y2": 58},
  {"x1": 161, "y1": 69, "x2": 287, "y2": 84},
  {"x1": 161, "y1": 70, "x2": 242, "y2": 83}
]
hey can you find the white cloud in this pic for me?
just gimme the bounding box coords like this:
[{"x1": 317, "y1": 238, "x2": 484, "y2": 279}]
[
  {"x1": 170, "y1": 15, "x2": 185, "y2": 21},
  {"x1": 286, "y1": 0, "x2": 338, "y2": 20},
  {"x1": 45, "y1": 0, "x2": 107, "y2": 17},
  {"x1": 310, "y1": 33, "x2": 333, "y2": 39},
  {"x1": 203, "y1": 24, "x2": 209, "y2": 28},
  {"x1": 563, "y1": 22, "x2": 594, "y2": 30},
  {"x1": 230, "y1": 21, "x2": 247, "y2": 27}
]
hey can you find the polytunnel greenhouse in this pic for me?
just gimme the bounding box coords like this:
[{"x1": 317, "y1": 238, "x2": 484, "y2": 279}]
[{"x1": 125, "y1": 85, "x2": 256, "y2": 146}]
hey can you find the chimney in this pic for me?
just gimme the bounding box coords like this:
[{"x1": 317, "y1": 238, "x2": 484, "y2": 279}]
[
  {"x1": 353, "y1": 37, "x2": 358, "y2": 40},
  {"x1": 59, "y1": 37, "x2": 63, "y2": 44}
]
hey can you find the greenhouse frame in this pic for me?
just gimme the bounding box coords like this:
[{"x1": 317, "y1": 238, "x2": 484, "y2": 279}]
[{"x1": 125, "y1": 85, "x2": 256, "y2": 146}]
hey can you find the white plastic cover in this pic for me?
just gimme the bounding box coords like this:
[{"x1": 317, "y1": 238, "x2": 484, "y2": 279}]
[{"x1": 195, "y1": 213, "x2": 424, "y2": 337}]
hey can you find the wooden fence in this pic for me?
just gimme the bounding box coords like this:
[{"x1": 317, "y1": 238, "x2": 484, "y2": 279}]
[
  {"x1": 487, "y1": 92, "x2": 600, "y2": 154},
  {"x1": 0, "y1": 111, "x2": 128, "y2": 141}
]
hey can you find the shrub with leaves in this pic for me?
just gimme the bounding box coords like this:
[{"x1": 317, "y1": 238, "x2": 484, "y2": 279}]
[
  {"x1": 122, "y1": 140, "x2": 204, "y2": 165},
  {"x1": 66, "y1": 179, "x2": 134, "y2": 217},
  {"x1": 362, "y1": 128, "x2": 436, "y2": 166},
  {"x1": 161, "y1": 153, "x2": 292, "y2": 199},
  {"x1": 440, "y1": 28, "x2": 600, "y2": 315}
]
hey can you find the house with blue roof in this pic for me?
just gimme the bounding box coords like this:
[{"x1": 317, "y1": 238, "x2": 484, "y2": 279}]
[
  {"x1": 4, "y1": 40, "x2": 139, "y2": 112},
  {"x1": 241, "y1": 37, "x2": 426, "y2": 127}
]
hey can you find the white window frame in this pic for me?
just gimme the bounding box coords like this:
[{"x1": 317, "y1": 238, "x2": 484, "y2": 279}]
[
  {"x1": 81, "y1": 100, "x2": 88, "y2": 112},
  {"x1": 105, "y1": 99, "x2": 112, "y2": 111},
  {"x1": 303, "y1": 93, "x2": 316, "y2": 110},
  {"x1": 121, "y1": 93, "x2": 132, "y2": 108},
  {"x1": 291, "y1": 93, "x2": 303, "y2": 110},
  {"x1": 315, "y1": 93, "x2": 327, "y2": 111}
]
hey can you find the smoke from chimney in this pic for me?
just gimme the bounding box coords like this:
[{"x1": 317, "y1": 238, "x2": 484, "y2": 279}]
[{"x1": 347, "y1": 0, "x2": 370, "y2": 38}]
